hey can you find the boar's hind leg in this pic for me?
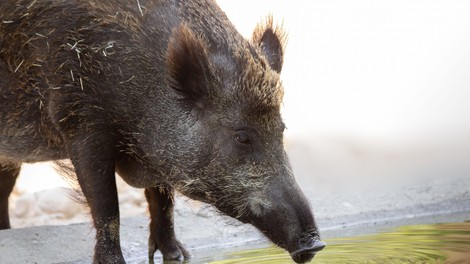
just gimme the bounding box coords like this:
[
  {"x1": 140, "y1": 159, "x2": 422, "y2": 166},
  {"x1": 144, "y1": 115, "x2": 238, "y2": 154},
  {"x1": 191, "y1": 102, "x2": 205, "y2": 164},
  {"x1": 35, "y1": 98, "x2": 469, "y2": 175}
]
[
  {"x1": 70, "y1": 143, "x2": 125, "y2": 264},
  {"x1": 0, "y1": 161, "x2": 20, "y2": 230},
  {"x1": 145, "y1": 186, "x2": 189, "y2": 262}
]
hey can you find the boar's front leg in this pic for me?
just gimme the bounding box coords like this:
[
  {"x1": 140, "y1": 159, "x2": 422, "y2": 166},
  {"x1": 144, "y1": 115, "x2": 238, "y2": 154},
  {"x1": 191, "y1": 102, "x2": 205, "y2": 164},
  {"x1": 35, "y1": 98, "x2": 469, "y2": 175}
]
[
  {"x1": 145, "y1": 185, "x2": 189, "y2": 262},
  {"x1": 70, "y1": 141, "x2": 125, "y2": 264}
]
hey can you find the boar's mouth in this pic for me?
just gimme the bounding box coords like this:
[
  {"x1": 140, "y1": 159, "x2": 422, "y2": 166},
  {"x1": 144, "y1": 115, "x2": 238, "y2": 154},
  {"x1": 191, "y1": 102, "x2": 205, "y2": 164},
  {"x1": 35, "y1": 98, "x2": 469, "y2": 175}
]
[
  {"x1": 290, "y1": 241, "x2": 326, "y2": 263},
  {"x1": 244, "y1": 217, "x2": 326, "y2": 263},
  {"x1": 289, "y1": 230, "x2": 326, "y2": 263}
]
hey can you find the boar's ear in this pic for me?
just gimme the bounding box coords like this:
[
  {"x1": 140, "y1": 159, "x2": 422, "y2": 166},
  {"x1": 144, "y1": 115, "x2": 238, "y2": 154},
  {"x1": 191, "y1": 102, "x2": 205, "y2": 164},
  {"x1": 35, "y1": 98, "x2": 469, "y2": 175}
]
[
  {"x1": 252, "y1": 16, "x2": 287, "y2": 73},
  {"x1": 166, "y1": 24, "x2": 212, "y2": 109}
]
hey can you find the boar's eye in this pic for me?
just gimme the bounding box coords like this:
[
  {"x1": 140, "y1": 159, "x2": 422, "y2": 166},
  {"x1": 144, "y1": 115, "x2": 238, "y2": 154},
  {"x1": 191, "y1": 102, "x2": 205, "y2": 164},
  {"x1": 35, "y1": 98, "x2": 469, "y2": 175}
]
[{"x1": 234, "y1": 132, "x2": 250, "y2": 144}]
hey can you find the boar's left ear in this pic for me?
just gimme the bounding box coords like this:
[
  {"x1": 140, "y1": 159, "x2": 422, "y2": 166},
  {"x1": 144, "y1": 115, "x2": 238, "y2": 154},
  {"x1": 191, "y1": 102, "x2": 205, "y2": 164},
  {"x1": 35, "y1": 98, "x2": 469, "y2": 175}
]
[
  {"x1": 252, "y1": 16, "x2": 287, "y2": 73},
  {"x1": 166, "y1": 24, "x2": 212, "y2": 110}
]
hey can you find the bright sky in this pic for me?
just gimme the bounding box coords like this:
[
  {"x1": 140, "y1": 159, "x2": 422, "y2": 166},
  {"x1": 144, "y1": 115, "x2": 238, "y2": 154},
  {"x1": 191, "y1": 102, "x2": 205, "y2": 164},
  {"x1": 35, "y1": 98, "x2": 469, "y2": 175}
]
[{"x1": 218, "y1": 0, "x2": 470, "y2": 140}]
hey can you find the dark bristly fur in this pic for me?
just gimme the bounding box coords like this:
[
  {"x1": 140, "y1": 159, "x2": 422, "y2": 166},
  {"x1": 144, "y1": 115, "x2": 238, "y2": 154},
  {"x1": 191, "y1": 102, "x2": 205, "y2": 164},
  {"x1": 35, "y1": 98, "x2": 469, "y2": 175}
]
[{"x1": 0, "y1": 0, "x2": 325, "y2": 263}]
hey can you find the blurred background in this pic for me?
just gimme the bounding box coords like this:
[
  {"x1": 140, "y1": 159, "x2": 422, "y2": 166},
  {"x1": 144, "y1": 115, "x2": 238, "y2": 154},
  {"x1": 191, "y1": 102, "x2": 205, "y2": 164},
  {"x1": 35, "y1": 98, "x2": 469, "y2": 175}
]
[
  {"x1": 222, "y1": 0, "x2": 470, "y2": 138},
  {"x1": 219, "y1": 0, "x2": 470, "y2": 192},
  {"x1": 10, "y1": 0, "x2": 470, "y2": 227}
]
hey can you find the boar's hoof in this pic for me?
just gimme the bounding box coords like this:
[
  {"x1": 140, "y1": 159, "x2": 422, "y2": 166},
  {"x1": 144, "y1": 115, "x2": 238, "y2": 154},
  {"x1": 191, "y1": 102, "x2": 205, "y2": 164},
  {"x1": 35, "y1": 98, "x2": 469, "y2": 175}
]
[
  {"x1": 163, "y1": 240, "x2": 190, "y2": 261},
  {"x1": 290, "y1": 240, "x2": 326, "y2": 263},
  {"x1": 148, "y1": 239, "x2": 190, "y2": 263}
]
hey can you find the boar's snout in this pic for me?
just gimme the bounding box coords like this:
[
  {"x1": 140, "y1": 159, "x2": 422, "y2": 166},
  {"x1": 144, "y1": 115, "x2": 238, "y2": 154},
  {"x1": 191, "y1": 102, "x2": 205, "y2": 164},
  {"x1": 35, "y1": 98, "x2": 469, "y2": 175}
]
[
  {"x1": 241, "y1": 178, "x2": 325, "y2": 263},
  {"x1": 290, "y1": 230, "x2": 326, "y2": 263}
]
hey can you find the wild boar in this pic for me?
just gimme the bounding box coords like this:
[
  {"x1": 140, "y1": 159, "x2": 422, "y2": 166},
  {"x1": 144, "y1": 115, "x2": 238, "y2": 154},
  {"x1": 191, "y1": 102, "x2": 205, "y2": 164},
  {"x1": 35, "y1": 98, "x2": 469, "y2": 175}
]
[{"x1": 0, "y1": 0, "x2": 325, "y2": 263}]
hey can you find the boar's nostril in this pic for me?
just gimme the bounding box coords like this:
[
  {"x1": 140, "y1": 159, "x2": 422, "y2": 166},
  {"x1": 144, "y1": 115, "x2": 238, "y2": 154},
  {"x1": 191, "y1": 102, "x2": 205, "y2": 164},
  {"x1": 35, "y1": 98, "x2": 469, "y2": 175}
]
[
  {"x1": 290, "y1": 239, "x2": 326, "y2": 263},
  {"x1": 307, "y1": 229, "x2": 321, "y2": 240}
]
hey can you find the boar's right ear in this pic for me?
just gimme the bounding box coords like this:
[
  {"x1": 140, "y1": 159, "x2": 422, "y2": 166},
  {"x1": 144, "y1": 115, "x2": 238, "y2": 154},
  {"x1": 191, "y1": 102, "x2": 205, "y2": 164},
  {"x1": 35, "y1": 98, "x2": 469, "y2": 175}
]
[
  {"x1": 166, "y1": 24, "x2": 212, "y2": 110},
  {"x1": 252, "y1": 16, "x2": 287, "y2": 73}
]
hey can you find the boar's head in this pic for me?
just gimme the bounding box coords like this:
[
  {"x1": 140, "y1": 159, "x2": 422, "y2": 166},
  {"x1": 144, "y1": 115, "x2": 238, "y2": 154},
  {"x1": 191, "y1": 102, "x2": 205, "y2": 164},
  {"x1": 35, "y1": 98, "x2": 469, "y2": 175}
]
[{"x1": 163, "y1": 20, "x2": 325, "y2": 263}]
